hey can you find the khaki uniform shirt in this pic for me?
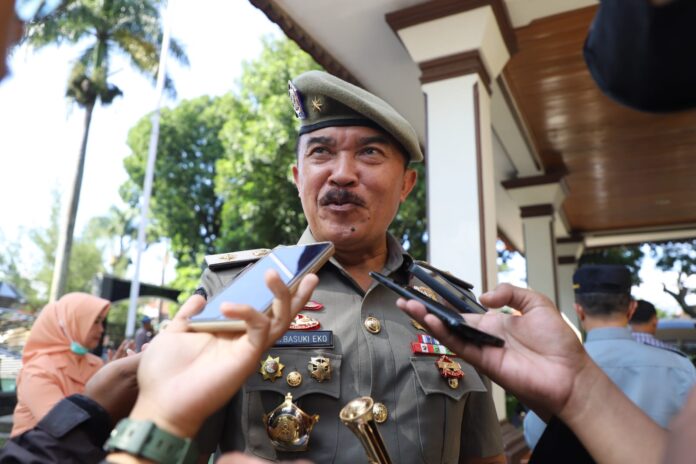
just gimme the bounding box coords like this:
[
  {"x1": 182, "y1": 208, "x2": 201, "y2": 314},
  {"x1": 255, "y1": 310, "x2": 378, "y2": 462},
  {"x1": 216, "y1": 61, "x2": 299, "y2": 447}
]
[{"x1": 197, "y1": 229, "x2": 503, "y2": 463}]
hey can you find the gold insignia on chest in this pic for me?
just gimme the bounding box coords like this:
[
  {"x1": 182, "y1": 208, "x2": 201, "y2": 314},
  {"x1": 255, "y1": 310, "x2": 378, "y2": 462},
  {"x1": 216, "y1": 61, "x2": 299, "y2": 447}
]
[
  {"x1": 286, "y1": 371, "x2": 303, "y2": 387},
  {"x1": 307, "y1": 356, "x2": 332, "y2": 382},
  {"x1": 413, "y1": 285, "x2": 438, "y2": 301},
  {"x1": 264, "y1": 392, "x2": 319, "y2": 452},
  {"x1": 260, "y1": 355, "x2": 284, "y2": 382}
]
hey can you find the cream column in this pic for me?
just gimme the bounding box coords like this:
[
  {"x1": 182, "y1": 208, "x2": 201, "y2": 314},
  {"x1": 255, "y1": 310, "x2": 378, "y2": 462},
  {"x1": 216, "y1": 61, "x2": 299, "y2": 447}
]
[
  {"x1": 556, "y1": 237, "x2": 585, "y2": 328},
  {"x1": 387, "y1": 0, "x2": 517, "y2": 420},
  {"x1": 503, "y1": 175, "x2": 567, "y2": 306}
]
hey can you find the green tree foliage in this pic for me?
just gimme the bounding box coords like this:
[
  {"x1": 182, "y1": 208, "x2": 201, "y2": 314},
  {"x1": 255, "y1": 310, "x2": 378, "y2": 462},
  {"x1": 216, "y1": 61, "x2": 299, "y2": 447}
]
[
  {"x1": 23, "y1": 0, "x2": 188, "y2": 298},
  {"x1": 578, "y1": 245, "x2": 644, "y2": 285},
  {"x1": 650, "y1": 240, "x2": 696, "y2": 318},
  {"x1": 29, "y1": 195, "x2": 105, "y2": 299},
  {"x1": 123, "y1": 95, "x2": 234, "y2": 268},
  {"x1": 123, "y1": 36, "x2": 429, "y2": 293},
  {"x1": 215, "y1": 37, "x2": 322, "y2": 252}
]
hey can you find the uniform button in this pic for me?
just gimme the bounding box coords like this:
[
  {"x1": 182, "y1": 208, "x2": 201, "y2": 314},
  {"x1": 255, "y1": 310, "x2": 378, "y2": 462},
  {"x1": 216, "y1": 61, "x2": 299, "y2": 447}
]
[
  {"x1": 364, "y1": 316, "x2": 381, "y2": 334},
  {"x1": 373, "y1": 402, "x2": 388, "y2": 423},
  {"x1": 286, "y1": 371, "x2": 302, "y2": 387}
]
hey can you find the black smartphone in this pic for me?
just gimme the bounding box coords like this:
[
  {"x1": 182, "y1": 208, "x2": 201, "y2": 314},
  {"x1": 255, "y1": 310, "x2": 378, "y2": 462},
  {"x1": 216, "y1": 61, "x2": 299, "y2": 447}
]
[
  {"x1": 189, "y1": 242, "x2": 334, "y2": 332},
  {"x1": 409, "y1": 262, "x2": 487, "y2": 315},
  {"x1": 369, "y1": 271, "x2": 504, "y2": 347}
]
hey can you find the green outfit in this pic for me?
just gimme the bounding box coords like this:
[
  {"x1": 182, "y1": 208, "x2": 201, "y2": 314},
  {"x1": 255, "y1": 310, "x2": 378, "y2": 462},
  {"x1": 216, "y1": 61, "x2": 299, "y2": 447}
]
[{"x1": 196, "y1": 229, "x2": 503, "y2": 463}]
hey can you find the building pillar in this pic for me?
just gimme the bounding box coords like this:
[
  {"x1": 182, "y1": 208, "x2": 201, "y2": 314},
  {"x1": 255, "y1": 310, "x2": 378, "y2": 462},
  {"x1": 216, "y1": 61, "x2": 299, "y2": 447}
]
[
  {"x1": 387, "y1": 0, "x2": 517, "y2": 420},
  {"x1": 503, "y1": 174, "x2": 567, "y2": 306},
  {"x1": 556, "y1": 237, "x2": 585, "y2": 328}
]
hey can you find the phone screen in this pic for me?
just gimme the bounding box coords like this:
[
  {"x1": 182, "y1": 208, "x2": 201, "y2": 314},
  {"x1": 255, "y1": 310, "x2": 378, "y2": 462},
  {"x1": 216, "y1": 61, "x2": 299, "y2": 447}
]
[{"x1": 190, "y1": 242, "x2": 332, "y2": 323}]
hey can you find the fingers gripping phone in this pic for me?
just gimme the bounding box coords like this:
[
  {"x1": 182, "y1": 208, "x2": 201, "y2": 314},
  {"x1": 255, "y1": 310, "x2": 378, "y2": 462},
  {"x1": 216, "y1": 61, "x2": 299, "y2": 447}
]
[
  {"x1": 189, "y1": 242, "x2": 334, "y2": 332},
  {"x1": 369, "y1": 271, "x2": 504, "y2": 347}
]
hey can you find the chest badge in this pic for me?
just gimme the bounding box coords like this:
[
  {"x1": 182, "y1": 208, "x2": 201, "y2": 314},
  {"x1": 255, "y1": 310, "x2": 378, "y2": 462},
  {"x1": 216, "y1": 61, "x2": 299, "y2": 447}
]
[
  {"x1": 303, "y1": 300, "x2": 324, "y2": 311},
  {"x1": 308, "y1": 356, "x2": 332, "y2": 382},
  {"x1": 410, "y1": 319, "x2": 426, "y2": 331},
  {"x1": 435, "y1": 355, "x2": 464, "y2": 389},
  {"x1": 290, "y1": 314, "x2": 321, "y2": 330},
  {"x1": 260, "y1": 355, "x2": 284, "y2": 382},
  {"x1": 264, "y1": 392, "x2": 319, "y2": 452}
]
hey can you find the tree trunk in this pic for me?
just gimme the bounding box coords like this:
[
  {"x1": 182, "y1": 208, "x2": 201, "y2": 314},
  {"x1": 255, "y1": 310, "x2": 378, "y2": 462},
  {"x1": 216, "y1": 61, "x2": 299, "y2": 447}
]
[
  {"x1": 49, "y1": 100, "x2": 96, "y2": 301},
  {"x1": 662, "y1": 281, "x2": 696, "y2": 318}
]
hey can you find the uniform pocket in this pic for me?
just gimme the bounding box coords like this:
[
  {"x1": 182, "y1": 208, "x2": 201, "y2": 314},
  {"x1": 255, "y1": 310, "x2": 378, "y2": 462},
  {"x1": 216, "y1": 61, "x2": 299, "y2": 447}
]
[
  {"x1": 244, "y1": 350, "x2": 342, "y2": 460},
  {"x1": 409, "y1": 356, "x2": 487, "y2": 463}
]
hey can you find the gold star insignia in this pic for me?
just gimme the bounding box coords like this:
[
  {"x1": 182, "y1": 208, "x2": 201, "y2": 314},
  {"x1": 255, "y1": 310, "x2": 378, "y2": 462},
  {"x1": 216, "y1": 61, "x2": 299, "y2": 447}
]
[
  {"x1": 260, "y1": 355, "x2": 284, "y2": 382},
  {"x1": 311, "y1": 97, "x2": 323, "y2": 112}
]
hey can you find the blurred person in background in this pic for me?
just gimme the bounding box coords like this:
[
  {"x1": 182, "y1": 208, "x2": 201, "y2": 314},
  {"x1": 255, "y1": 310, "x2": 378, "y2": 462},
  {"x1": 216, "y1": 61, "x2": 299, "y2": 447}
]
[
  {"x1": 134, "y1": 315, "x2": 154, "y2": 352},
  {"x1": 630, "y1": 299, "x2": 687, "y2": 357},
  {"x1": 11, "y1": 292, "x2": 116, "y2": 436}
]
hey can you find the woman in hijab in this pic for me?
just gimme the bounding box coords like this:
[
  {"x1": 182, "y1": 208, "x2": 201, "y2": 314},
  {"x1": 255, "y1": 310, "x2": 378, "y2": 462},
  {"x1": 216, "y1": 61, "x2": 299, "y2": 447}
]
[{"x1": 11, "y1": 292, "x2": 111, "y2": 436}]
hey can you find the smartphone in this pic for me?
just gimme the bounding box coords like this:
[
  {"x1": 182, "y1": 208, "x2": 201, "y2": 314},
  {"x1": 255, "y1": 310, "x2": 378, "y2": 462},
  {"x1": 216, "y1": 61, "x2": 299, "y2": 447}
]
[
  {"x1": 369, "y1": 271, "x2": 504, "y2": 347},
  {"x1": 409, "y1": 262, "x2": 487, "y2": 315},
  {"x1": 189, "y1": 242, "x2": 334, "y2": 332}
]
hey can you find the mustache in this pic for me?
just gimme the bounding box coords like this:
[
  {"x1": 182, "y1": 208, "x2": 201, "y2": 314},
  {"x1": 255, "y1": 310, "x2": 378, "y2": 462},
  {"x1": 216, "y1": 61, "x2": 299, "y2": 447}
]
[{"x1": 319, "y1": 189, "x2": 366, "y2": 207}]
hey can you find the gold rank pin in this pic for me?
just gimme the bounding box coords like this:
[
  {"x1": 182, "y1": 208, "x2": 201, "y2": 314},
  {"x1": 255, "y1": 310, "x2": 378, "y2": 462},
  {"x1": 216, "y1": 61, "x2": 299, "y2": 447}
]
[{"x1": 205, "y1": 248, "x2": 271, "y2": 271}]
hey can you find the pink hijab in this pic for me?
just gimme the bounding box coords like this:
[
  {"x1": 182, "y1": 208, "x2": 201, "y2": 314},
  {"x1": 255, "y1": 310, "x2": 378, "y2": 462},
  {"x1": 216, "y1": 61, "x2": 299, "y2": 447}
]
[
  {"x1": 22, "y1": 292, "x2": 110, "y2": 364},
  {"x1": 11, "y1": 293, "x2": 110, "y2": 436}
]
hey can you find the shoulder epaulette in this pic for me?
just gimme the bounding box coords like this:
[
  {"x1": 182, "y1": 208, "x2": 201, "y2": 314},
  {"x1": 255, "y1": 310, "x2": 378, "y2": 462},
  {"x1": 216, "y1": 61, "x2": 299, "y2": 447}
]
[{"x1": 205, "y1": 248, "x2": 271, "y2": 271}]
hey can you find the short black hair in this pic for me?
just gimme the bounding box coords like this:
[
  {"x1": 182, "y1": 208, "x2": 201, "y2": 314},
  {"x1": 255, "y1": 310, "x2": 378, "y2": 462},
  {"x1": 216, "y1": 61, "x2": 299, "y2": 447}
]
[
  {"x1": 630, "y1": 300, "x2": 657, "y2": 323},
  {"x1": 575, "y1": 292, "x2": 632, "y2": 317}
]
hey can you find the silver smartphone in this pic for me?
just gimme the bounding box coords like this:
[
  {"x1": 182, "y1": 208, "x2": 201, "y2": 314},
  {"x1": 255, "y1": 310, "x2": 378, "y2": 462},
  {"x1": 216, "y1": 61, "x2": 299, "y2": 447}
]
[{"x1": 188, "y1": 242, "x2": 334, "y2": 332}]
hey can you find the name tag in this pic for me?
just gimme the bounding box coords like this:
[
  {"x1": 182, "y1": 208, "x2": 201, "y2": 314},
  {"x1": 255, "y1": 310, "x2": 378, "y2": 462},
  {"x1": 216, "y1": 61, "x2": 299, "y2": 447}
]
[{"x1": 274, "y1": 330, "x2": 334, "y2": 348}]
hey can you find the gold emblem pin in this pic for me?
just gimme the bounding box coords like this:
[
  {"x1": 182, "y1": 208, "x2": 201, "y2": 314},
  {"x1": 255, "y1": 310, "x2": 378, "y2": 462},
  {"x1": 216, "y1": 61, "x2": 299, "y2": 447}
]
[
  {"x1": 286, "y1": 371, "x2": 302, "y2": 387},
  {"x1": 413, "y1": 285, "x2": 438, "y2": 301},
  {"x1": 372, "y1": 402, "x2": 388, "y2": 424},
  {"x1": 364, "y1": 316, "x2": 381, "y2": 334},
  {"x1": 411, "y1": 319, "x2": 426, "y2": 331},
  {"x1": 260, "y1": 355, "x2": 284, "y2": 382},
  {"x1": 311, "y1": 96, "x2": 323, "y2": 112},
  {"x1": 308, "y1": 356, "x2": 332, "y2": 382},
  {"x1": 264, "y1": 392, "x2": 319, "y2": 452}
]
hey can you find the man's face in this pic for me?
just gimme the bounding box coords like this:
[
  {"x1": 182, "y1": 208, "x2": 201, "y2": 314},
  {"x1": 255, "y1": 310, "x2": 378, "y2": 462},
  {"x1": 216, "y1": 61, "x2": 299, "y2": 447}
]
[{"x1": 293, "y1": 126, "x2": 417, "y2": 251}]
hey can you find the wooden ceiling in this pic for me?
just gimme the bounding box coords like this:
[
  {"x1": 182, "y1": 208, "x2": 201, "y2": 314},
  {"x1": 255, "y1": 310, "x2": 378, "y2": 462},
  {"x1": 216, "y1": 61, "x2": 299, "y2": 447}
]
[{"x1": 504, "y1": 6, "x2": 696, "y2": 234}]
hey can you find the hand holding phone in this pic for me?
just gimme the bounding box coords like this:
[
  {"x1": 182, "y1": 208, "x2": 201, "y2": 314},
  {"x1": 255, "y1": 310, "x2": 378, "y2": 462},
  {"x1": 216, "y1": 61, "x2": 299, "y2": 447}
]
[
  {"x1": 189, "y1": 242, "x2": 334, "y2": 332},
  {"x1": 370, "y1": 271, "x2": 504, "y2": 347}
]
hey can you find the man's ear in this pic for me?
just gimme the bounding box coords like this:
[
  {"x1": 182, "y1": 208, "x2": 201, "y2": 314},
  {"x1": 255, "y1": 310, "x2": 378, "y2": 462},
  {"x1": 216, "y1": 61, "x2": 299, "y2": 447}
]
[
  {"x1": 399, "y1": 168, "x2": 418, "y2": 203},
  {"x1": 626, "y1": 299, "x2": 638, "y2": 321},
  {"x1": 574, "y1": 303, "x2": 586, "y2": 321},
  {"x1": 292, "y1": 165, "x2": 300, "y2": 194}
]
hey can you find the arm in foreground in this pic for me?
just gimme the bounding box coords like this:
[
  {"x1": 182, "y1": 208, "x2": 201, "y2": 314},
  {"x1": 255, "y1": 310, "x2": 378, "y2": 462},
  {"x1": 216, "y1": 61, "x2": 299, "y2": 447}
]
[
  {"x1": 107, "y1": 270, "x2": 318, "y2": 463},
  {"x1": 397, "y1": 283, "x2": 667, "y2": 464}
]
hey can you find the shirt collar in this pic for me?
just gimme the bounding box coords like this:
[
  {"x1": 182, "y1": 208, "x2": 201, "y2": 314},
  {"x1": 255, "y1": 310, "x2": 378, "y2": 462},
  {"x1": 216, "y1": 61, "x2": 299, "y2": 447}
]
[
  {"x1": 297, "y1": 227, "x2": 406, "y2": 275},
  {"x1": 585, "y1": 326, "x2": 634, "y2": 342}
]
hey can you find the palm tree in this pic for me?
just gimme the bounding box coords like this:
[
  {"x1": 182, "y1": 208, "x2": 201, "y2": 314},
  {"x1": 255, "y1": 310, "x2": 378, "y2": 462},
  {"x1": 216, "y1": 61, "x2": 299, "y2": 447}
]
[{"x1": 23, "y1": 0, "x2": 188, "y2": 301}]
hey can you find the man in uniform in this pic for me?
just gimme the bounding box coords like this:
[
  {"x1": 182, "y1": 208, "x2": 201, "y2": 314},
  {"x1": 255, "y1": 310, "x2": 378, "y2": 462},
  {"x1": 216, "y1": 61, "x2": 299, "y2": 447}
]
[
  {"x1": 194, "y1": 70, "x2": 505, "y2": 463},
  {"x1": 524, "y1": 264, "x2": 696, "y2": 450}
]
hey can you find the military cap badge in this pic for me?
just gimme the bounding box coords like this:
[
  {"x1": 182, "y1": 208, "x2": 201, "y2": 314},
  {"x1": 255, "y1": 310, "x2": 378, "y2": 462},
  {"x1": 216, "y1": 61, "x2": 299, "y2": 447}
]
[{"x1": 288, "y1": 80, "x2": 306, "y2": 119}]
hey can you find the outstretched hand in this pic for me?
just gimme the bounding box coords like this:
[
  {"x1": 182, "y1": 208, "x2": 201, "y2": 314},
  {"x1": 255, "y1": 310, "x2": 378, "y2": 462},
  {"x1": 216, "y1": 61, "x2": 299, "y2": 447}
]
[
  {"x1": 397, "y1": 283, "x2": 594, "y2": 419},
  {"x1": 129, "y1": 270, "x2": 319, "y2": 439}
]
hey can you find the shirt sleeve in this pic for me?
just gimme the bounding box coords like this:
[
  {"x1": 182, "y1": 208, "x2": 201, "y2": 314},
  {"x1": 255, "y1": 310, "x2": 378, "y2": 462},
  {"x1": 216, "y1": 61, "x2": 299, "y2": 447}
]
[
  {"x1": 459, "y1": 374, "x2": 504, "y2": 460},
  {"x1": 17, "y1": 366, "x2": 68, "y2": 425},
  {"x1": 523, "y1": 410, "x2": 547, "y2": 449},
  {"x1": 0, "y1": 395, "x2": 110, "y2": 463}
]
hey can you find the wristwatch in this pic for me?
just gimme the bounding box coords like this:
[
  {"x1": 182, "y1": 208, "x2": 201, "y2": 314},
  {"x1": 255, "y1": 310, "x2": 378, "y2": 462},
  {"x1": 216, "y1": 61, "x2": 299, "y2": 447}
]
[{"x1": 104, "y1": 418, "x2": 198, "y2": 464}]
